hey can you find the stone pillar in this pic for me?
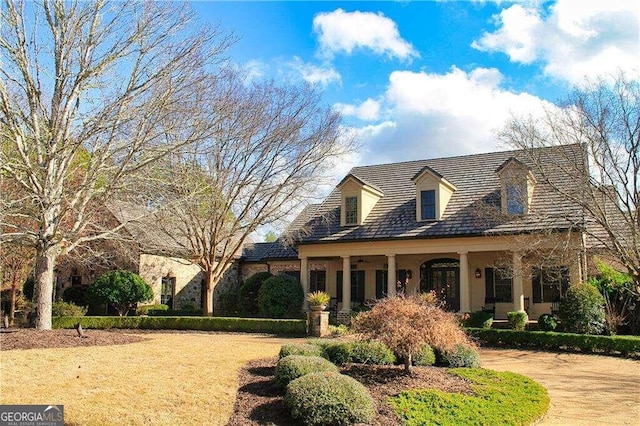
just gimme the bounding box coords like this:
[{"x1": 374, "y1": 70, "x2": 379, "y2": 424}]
[
  {"x1": 338, "y1": 256, "x2": 351, "y2": 324},
  {"x1": 387, "y1": 254, "x2": 397, "y2": 297},
  {"x1": 512, "y1": 251, "x2": 525, "y2": 311},
  {"x1": 300, "y1": 256, "x2": 309, "y2": 311},
  {"x1": 459, "y1": 252, "x2": 470, "y2": 312},
  {"x1": 307, "y1": 310, "x2": 329, "y2": 337}
]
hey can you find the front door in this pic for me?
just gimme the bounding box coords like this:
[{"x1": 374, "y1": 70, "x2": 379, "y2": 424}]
[{"x1": 420, "y1": 259, "x2": 460, "y2": 311}]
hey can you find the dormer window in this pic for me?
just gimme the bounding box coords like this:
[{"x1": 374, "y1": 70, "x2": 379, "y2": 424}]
[
  {"x1": 420, "y1": 190, "x2": 436, "y2": 220},
  {"x1": 345, "y1": 196, "x2": 358, "y2": 225},
  {"x1": 412, "y1": 165, "x2": 456, "y2": 222},
  {"x1": 338, "y1": 173, "x2": 384, "y2": 226},
  {"x1": 506, "y1": 183, "x2": 524, "y2": 215},
  {"x1": 496, "y1": 157, "x2": 536, "y2": 215}
]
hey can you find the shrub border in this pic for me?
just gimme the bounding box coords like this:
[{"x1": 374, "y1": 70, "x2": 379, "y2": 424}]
[
  {"x1": 468, "y1": 328, "x2": 640, "y2": 358},
  {"x1": 53, "y1": 316, "x2": 306, "y2": 335}
]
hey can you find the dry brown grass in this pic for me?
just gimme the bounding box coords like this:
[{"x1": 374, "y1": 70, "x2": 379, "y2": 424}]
[{"x1": 0, "y1": 332, "x2": 302, "y2": 425}]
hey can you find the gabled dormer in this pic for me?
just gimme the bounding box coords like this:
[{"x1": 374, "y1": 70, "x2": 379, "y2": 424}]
[
  {"x1": 495, "y1": 157, "x2": 537, "y2": 215},
  {"x1": 337, "y1": 174, "x2": 384, "y2": 226},
  {"x1": 411, "y1": 165, "x2": 457, "y2": 221}
]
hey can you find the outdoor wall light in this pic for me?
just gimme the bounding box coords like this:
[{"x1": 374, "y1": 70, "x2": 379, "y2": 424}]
[{"x1": 475, "y1": 268, "x2": 482, "y2": 278}]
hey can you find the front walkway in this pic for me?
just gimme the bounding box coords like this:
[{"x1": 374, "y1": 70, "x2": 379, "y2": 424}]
[{"x1": 479, "y1": 348, "x2": 640, "y2": 425}]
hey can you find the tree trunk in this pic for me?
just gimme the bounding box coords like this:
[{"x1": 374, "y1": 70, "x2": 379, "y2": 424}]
[
  {"x1": 202, "y1": 271, "x2": 216, "y2": 317},
  {"x1": 404, "y1": 353, "x2": 412, "y2": 373},
  {"x1": 34, "y1": 246, "x2": 59, "y2": 330},
  {"x1": 9, "y1": 278, "x2": 18, "y2": 327}
]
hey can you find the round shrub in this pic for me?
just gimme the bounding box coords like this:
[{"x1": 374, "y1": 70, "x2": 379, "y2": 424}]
[
  {"x1": 286, "y1": 372, "x2": 375, "y2": 426},
  {"x1": 257, "y1": 274, "x2": 304, "y2": 318},
  {"x1": 51, "y1": 301, "x2": 87, "y2": 317},
  {"x1": 537, "y1": 313, "x2": 558, "y2": 332},
  {"x1": 465, "y1": 311, "x2": 494, "y2": 329},
  {"x1": 507, "y1": 311, "x2": 528, "y2": 331},
  {"x1": 558, "y1": 283, "x2": 605, "y2": 334},
  {"x1": 414, "y1": 344, "x2": 436, "y2": 366},
  {"x1": 275, "y1": 355, "x2": 338, "y2": 389},
  {"x1": 436, "y1": 344, "x2": 481, "y2": 368},
  {"x1": 137, "y1": 304, "x2": 169, "y2": 316},
  {"x1": 62, "y1": 285, "x2": 88, "y2": 306},
  {"x1": 350, "y1": 341, "x2": 395, "y2": 365},
  {"x1": 279, "y1": 343, "x2": 324, "y2": 359},
  {"x1": 86, "y1": 270, "x2": 153, "y2": 316},
  {"x1": 322, "y1": 342, "x2": 352, "y2": 366},
  {"x1": 239, "y1": 272, "x2": 272, "y2": 316}
]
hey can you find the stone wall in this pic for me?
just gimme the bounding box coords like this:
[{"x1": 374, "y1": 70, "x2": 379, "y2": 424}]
[{"x1": 138, "y1": 254, "x2": 203, "y2": 309}]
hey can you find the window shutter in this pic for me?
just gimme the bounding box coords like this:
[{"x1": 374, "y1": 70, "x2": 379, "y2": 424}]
[
  {"x1": 337, "y1": 271, "x2": 343, "y2": 302},
  {"x1": 484, "y1": 268, "x2": 494, "y2": 301},
  {"x1": 532, "y1": 268, "x2": 542, "y2": 303},
  {"x1": 357, "y1": 271, "x2": 365, "y2": 302}
]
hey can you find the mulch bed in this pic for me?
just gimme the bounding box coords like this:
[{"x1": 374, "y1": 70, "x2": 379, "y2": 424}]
[
  {"x1": 226, "y1": 357, "x2": 473, "y2": 426},
  {"x1": 0, "y1": 328, "x2": 148, "y2": 350}
]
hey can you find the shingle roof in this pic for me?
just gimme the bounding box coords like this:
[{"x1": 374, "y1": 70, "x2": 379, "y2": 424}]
[
  {"x1": 241, "y1": 241, "x2": 298, "y2": 262},
  {"x1": 299, "y1": 144, "x2": 586, "y2": 244}
]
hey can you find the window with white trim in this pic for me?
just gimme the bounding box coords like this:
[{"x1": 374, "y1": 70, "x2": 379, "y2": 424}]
[{"x1": 345, "y1": 196, "x2": 358, "y2": 225}]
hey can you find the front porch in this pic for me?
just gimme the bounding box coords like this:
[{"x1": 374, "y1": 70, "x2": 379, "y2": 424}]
[{"x1": 298, "y1": 237, "x2": 582, "y2": 323}]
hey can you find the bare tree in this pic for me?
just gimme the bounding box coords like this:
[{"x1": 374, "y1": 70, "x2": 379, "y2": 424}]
[
  {"x1": 138, "y1": 71, "x2": 352, "y2": 316},
  {"x1": 0, "y1": 0, "x2": 233, "y2": 329},
  {"x1": 498, "y1": 73, "x2": 640, "y2": 293}
]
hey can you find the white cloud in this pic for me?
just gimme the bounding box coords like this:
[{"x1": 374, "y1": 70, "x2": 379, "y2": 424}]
[
  {"x1": 313, "y1": 8, "x2": 418, "y2": 60},
  {"x1": 473, "y1": 0, "x2": 640, "y2": 84},
  {"x1": 288, "y1": 57, "x2": 341, "y2": 87},
  {"x1": 334, "y1": 98, "x2": 382, "y2": 121},
  {"x1": 351, "y1": 67, "x2": 555, "y2": 165}
]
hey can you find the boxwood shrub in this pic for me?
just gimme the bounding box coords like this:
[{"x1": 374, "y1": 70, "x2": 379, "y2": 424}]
[
  {"x1": 507, "y1": 311, "x2": 528, "y2": 331},
  {"x1": 537, "y1": 314, "x2": 558, "y2": 332},
  {"x1": 413, "y1": 344, "x2": 436, "y2": 366},
  {"x1": 286, "y1": 372, "x2": 375, "y2": 426},
  {"x1": 275, "y1": 355, "x2": 338, "y2": 389},
  {"x1": 349, "y1": 341, "x2": 396, "y2": 365},
  {"x1": 435, "y1": 344, "x2": 481, "y2": 368},
  {"x1": 464, "y1": 311, "x2": 493, "y2": 329},
  {"x1": 52, "y1": 316, "x2": 306, "y2": 335},
  {"x1": 322, "y1": 342, "x2": 353, "y2": 366},
  {"x1": 279, "y1": 343, "x2": 325, "y2": 359},
  {"x1": 469, "y1": 328, "x2": 640, "y2": 358}
]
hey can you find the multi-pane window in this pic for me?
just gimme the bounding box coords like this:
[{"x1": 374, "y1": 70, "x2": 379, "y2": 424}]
[
  {"x1": 421, "y1": 190, "x2": 436, "y2": 220},
  {"x1": 484, "y1": 267, "x2": 513, "y2": 303},
  {"x1": 337, "y1": 270, "x2": 365, "y2": 303},
  {"x1": 161, "y1": 276, "x2": 175, "y2": 309},
  {"x1": 532, "y1": 266, "x2": 570, "y2": 303},
  {"x1": 309, "y1": 270, "x2": 326, "y2": 293},
  {"x1": 345, "y1": 196, "x2": 358, "y2": 225},
  {"x1": 506, "y1": 183, "x2": 524, "y2": 214}
]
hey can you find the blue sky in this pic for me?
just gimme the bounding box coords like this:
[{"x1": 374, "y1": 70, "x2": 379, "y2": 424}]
[{"x1": 192, "y1": 0, "x2": 639, "y2": 175}]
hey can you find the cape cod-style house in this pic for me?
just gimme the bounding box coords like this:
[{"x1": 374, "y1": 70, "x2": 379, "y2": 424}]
[{"x1": 244, "y1": 143, "x2": 590, "y2": 323}]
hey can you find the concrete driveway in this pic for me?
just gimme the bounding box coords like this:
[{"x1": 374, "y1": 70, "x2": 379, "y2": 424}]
[{"x1": 479, "y1": 348, "x2": 640, "y2": 425}]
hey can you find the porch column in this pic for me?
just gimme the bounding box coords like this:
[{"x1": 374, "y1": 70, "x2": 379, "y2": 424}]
[
  {"x1": 458, "y1": 252, "x2": 470, "y2": 312},
  {"x1": 300, "y1": 256, "x2": 309, "y2": 311},
  {"x1": 512, "y1": 251, "x2": 525, "y2": 311},
  {"x1": 387, "y1": 254, "x2": 397, "y2": 297},
  {"x1": 340, "y1": 256, "x2": 351, "y2": 314}
]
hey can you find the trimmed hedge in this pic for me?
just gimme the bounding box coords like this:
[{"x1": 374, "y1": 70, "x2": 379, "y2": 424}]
[
  {"x1": 507, "y1": 311, "x2": 528, "y2": 331},
  {"x1": 469, "y1": 328, "x2": 640, "y2": 358},
  {"x1": 275, "y1": 355, "x2": 338, "y2": 389},
  {"x1": 52, "y1": 316, "x2": 306, "y2": 335},
  {"x1": 286, "y1": 372, "x2": 375, "y2": 426}
]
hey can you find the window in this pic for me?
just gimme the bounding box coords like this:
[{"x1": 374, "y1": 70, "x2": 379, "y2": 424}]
[
  {"x1": 532, "y1": 267, "x2": 569, "y2": 303},
  {"x1": 161, "y1": 276, "x2": 176, "y2": 309},
  {"x1": 484, "y1": 268, "x2": 512, "y2": 303},
  {"x1": 506, "y1": 183, "x2": 524, "y2": 214},
  {"x1": 310, "y1": 270, "x2": 326, "y2": 293},
  {"x1": 345, "y1": 196, "x2": 358, "y2": 225},
  {"x1": 337, "y1": 270, "x2": 365, "y2": 303},
  {"x1": 421, "y1": 190, "x2": 436, "y2": 220}
]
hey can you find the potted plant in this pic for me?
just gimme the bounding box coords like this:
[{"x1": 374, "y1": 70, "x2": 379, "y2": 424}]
[{"x1": 307, "y1": 291, "x2": 330, "y2": 311}]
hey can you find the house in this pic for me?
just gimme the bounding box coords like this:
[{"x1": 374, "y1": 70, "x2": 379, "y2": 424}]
[{"x1": 244, "y1": 143, "x2": 591, "y2": 323}]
